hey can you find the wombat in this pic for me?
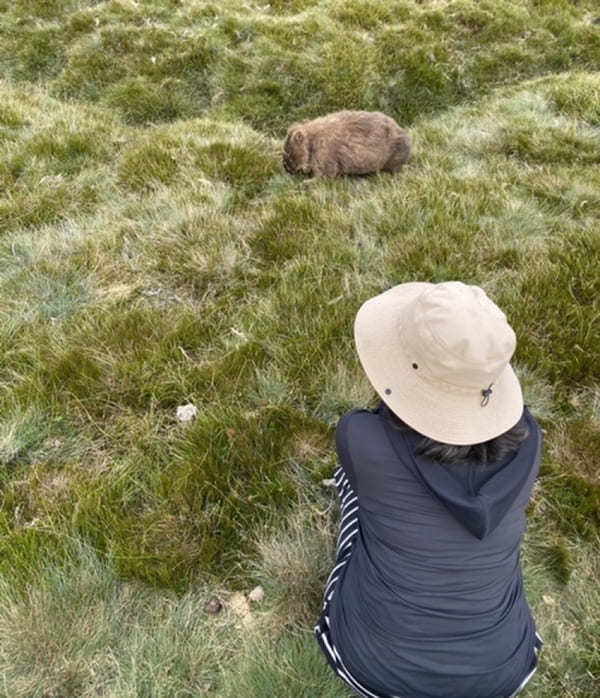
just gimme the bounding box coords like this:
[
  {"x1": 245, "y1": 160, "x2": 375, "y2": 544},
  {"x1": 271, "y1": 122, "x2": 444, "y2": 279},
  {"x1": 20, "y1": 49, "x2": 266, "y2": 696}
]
[{"x1": 283, "y1": 110, "x2": 411, "y2": 178}]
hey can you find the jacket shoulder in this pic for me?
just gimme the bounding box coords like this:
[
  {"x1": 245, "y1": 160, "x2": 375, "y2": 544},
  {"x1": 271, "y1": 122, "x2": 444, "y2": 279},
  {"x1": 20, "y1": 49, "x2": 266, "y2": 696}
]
[
  {"x1": 335, "y1": 409, "x2": 385, "y2": 490},
  {"x1": 335, "y1": 407, "x2": 394, "y2": 465},
  {"x1": 336, "y1": 407, "x2": 382, "y2": 439}
]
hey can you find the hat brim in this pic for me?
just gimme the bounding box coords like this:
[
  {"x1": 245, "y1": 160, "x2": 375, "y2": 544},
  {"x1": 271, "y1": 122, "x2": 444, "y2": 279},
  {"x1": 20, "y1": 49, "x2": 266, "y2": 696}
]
[{"x1": 354, "y1": 283, "x2": 523, "y2": 445}]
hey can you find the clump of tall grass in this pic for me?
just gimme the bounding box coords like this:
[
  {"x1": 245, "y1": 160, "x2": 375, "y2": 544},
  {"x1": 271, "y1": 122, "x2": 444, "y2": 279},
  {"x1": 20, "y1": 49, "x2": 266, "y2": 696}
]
[{"x1": 251, "y1": 496, "x2": 338, "y2": 627}]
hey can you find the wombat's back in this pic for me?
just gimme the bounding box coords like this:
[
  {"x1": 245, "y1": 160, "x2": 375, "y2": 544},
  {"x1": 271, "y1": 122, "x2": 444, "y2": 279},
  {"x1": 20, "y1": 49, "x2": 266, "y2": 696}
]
[{"x1": 305, "y1": 111, "x2": 411, "y2": 176}]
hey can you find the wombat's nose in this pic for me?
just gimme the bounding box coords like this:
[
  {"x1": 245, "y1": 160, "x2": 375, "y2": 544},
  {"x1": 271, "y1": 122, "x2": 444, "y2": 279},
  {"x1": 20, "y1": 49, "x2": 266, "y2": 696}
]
[{"x1": 283, "y1": 154, "x2": 294, "y2": 173}]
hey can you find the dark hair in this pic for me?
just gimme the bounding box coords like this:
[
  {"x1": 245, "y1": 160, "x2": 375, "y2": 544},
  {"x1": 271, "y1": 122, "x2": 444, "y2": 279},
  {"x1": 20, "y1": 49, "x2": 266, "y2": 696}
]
[{"x1": 381, "y1": 403, "x2": 529, "y2": 465}]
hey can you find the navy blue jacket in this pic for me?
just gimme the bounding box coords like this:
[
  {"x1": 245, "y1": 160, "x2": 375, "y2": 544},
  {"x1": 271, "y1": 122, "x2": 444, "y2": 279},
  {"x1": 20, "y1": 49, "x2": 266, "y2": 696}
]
[{"x1": 329, "y1": 405, "x2": 542, "y2": 698}]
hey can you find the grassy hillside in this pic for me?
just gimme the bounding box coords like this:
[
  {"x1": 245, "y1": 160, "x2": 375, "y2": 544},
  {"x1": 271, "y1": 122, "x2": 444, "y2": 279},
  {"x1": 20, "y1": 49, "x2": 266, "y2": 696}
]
[{"x1": 1, "y1": 0, "x2": 599, "y2": 695}]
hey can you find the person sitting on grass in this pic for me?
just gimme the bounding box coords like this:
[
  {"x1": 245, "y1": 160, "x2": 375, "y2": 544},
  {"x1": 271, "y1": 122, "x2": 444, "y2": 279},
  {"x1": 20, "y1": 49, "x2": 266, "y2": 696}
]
[{"x1": 316, "y1": 281, "x2": 543, "y2": 698}]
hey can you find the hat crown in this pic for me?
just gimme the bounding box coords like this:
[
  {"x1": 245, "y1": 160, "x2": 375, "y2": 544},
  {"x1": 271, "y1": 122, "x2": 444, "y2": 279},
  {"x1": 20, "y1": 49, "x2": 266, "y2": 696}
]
[{"x1": 408, "y1": 282, "x2": 516, "y2": 391}]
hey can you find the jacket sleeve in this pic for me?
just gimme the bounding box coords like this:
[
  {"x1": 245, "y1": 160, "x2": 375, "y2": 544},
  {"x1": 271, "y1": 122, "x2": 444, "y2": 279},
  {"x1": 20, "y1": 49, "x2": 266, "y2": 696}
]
[{"x1": 335, "y1": 410, "x2": 360, "y2": 493}]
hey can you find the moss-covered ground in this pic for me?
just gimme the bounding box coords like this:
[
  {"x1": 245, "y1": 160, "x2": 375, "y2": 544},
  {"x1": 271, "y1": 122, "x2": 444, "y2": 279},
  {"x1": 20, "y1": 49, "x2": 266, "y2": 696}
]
[{"x1": 1, "y1": 0, "x2": 599, "y2": 695}]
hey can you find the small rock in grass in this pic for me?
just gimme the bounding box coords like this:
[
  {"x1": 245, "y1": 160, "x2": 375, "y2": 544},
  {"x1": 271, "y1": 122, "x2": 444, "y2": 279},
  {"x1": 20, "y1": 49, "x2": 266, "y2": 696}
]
[
  {"x1": 229, "y1": 592, "x2": 253, "y2": 626},
  {"x1": 248, "y1": 585, "x2": 265, "y2": 603},
  {"x1": 176, "y1": 403, "x2": 197, "y2": 422},
  {"x1": 320, "y1": 478, "x2": 336, "y2": 488},
  {"x1": 203, "y1": 596, "x2": 222, "y2": 615}
]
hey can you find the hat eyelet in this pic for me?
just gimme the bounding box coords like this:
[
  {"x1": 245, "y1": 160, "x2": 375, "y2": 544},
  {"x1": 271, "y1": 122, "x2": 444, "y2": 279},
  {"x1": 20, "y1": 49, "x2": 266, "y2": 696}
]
[
  {"x1": 384, "y1": 388, "x2": 392, "y2": 395},
  {"x1": 412, "y1": 363, "x2": 418, "y2": 370}
]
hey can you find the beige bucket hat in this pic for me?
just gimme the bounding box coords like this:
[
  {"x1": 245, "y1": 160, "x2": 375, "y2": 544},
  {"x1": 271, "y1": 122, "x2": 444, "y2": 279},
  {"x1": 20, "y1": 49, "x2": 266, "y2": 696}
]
[{"x1": 354, "y1": 281, "x2": 523, "y2": 445}]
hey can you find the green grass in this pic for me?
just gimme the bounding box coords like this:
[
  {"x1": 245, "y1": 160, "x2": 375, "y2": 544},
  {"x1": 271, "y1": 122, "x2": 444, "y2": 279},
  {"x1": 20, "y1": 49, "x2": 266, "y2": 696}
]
[
  {"x1": 1, "y1": 0, "x2": 599, "y2": 133},
  {"x1": 1, "y1": 0, "x2": 599, "y2": 695},
  {"x1": 0, "y1": 542, "x2": 240, "y2": 697}
]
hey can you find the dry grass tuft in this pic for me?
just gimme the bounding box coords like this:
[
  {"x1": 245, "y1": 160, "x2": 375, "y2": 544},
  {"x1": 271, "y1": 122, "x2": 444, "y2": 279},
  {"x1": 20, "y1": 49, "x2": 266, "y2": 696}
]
[{"x1": 252, "y1": 494, "x2": 338, "y2": 628}]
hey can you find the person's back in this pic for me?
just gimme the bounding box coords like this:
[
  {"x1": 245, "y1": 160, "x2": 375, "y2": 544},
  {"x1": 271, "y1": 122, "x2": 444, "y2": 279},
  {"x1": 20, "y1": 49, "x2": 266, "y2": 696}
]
[
  {"x1": 316, "y1": 281, "x2": 543, "y2": 698},
  {"x1": 328, "y1": 405, "x2": 541, "y2": 697}
]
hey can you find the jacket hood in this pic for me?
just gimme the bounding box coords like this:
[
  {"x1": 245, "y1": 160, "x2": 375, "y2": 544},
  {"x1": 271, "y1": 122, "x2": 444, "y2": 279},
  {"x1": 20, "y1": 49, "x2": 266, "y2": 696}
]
[{"x1": 382, "y1": 408, "x2": 542, "y2": 540}]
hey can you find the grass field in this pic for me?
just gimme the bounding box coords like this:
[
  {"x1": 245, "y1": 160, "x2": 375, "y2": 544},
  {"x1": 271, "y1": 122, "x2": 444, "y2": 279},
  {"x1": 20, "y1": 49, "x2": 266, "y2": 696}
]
[{"x1": 1, "y1": 0, "x2": 599, "y2": 695}]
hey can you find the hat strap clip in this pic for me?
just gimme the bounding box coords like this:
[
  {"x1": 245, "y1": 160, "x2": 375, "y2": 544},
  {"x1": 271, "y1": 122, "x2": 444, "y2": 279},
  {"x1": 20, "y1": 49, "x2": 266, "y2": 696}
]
[{"x1": 480, "y1": 384, "x2": 494, "y2": 407}]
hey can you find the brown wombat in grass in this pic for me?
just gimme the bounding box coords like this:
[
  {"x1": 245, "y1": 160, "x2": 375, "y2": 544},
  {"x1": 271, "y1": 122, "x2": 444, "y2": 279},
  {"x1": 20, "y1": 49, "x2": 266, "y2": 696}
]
[{"x1": 283, "y1": 110, "x2": 412, "y2": 178}]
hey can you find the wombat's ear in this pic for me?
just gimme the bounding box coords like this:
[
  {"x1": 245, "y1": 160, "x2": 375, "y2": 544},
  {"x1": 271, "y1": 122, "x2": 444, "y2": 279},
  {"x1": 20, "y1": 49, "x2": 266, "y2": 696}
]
[{"x1": 292, "y1": 129, "x2": 305, "y2": 144}]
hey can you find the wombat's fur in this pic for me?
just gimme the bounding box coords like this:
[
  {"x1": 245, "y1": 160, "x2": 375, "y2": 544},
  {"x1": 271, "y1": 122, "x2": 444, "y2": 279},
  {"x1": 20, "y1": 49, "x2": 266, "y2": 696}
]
[{"x1": 283, "y1": 110, "x2": 411, "y2": 177}]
